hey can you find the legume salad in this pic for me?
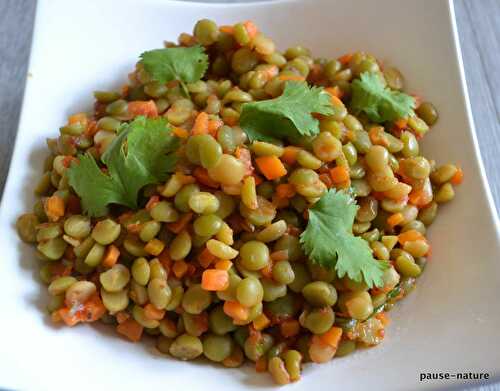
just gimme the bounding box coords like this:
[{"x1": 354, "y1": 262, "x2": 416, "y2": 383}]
[{"x1": 16, "y1": 19, "x2": 463, "y2": 385}]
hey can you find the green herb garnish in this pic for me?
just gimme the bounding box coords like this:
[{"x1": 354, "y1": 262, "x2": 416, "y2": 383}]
[
  {"x1": 300, "y1": 189, "x2": 388, "y2": 288},
  {"x1": 350, "y1": 72, "x2": 415, "y2": 123},
  {"x1": 240, "y1": 81, "x2": 334, "y2": 142},
  {"x1": 140, "y1": 45, "x2": 209, "y2": 92},
  {"x1": 67, "y1": 116, "x2": 179, "y2": 217}
]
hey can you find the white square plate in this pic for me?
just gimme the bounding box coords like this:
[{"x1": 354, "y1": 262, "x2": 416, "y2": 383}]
[{"x1": 1, "y1": 0, "x2": 499, "y2": 390}]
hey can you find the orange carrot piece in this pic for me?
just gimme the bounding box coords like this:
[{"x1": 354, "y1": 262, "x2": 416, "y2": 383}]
[
  {"x1": 45, "y1": 195, "x2": 65, "y2": 222},
  {"x1": 193, "y1": 166, "x2": 220, "y2": 188},
  {"x1": 270, "y1": 250, "x2": 289, "y2": 262},
  {"x1": 281, "y1": 146, "x2": 300, "y2": 165},
  {"x1": 84, "y1": 120, "x2": 99, "y2": 137},
  {"x1": 144, "y1": 304, "x2": 166, "y2": 321},
  {"x1": 202, "y1": 269, "x2": 229, "y2": 291},
  {"x1": 280, "y1": 319, "x2": 300, "y2": 338},
  {"x1": 191, "y1": 112, "x2": 209, "y2": 135},
  {"x1": 118, "y1": 211, "x2": 134, "y2": 225},
  {"x1": 371, "y1": 192, "x2": 386, "y2": 201},
  {"x1": 387, "y1": 212, "x2": 404, "y2": 227},
  {"x1": 408, "y1": 187, "x2": 432, "y2": 207},
  {"x1": 177, "y1": 173, "x2": 196, "y2": 185},
  {"x1": 319, "y1": 327, "x2": 343, "y2": 348},
  {"x1": 158, "y1": 249, "x2": 172, "y2": 271},
  {"x1": 219, "y1": 25, "x2": 234, "y2": 34},
  {"x1": 127, "y1": 100, "x2": 158, "y2": 118},
  {"x1": 57, "y1": 308, "x2": 80, "y2": 327},
  {"x1": 375, "y1": 312, "x2": 391, "y2": 326},
  {"x1": 272, "y1": 194, "x2": 290, "y2": 209},
  {"x1": 223, "y1": 301, "x2": 249, "y2": 322},
  {"x1": 215, "y1": 259, "x2": 233, "y2": 271},
  {"x1": 338, "y1": 53, "x2": 353, "y2": 65},
  {"x1": 145, "y1": 195, "x2": 160, "y2": 211},
  {"x1": 276, "y1": 183, "x2": 296, "y2": 199},
  {"x1": 102, "y1": 245, "x2": 120, "y2": 268},
  {"x1": 144, "y1": 238, "x2": 165, "y2": 256},
  {"x1": 252, "y1": 173, "x2": 264, "y2": 186},
  {"x1": 198, "y1": 247, "x2": 217, "y2": 268},
  {"x1": 255, "y1": 357, "x2": 268, "y2": 372},
  {"x1": 278, "y1": 74, "x2": 305, "y2": 82},
  {"x1": 83, "y1": 294, "x2": 107, "y2": 321},
  {"x1": 395, "y1": 118, "x2": 408, "y2": 130},
  {"x1": 68, "y1": 112, "x2": 88, "y2": 125},
  {"x1": 208, "y1": 118, "x2": 224, "y2": 137},
  {"x1": 235, "y1": 147, "x2": 254, "y2": 176},
  {"x1": 243, "y1": 20, "x2": 259, "y2": 39},
  {"x1": 187, "y1": 263, "x2": 197, "y2": 276},
  {"x1": 252, "y1": 314, "x2": 270, "y2": 331},
  {"x1": 260, "y1": 262, "x2": 273, "y2": 279},
  {"x1": 450, "y1": 167, "x2": 464, "y2": 185},
  {"x1": 49, "y1": 261, "x2": 72, "y2": 278},
  {"x1": 255, "y1": 156, "x2": 287, "y2": 180},
  {"x1": 325, "y1": 86, "x2": 343, "y2": 99},
  {"x1": 172, "y1": 260, "x2": 189, "y2": 279},
  {"x1": 398, "y1": 229, "x2": 425, "y2": 245},
  {"x1": 59, "y1": 294, "x2": 106, "y2": 326},
  {"x1": 167, "y1": 213, "x2": 193, "y2": 234},
  {"x1": 330, "y1": 95, "x2": 344, "y2": 108},
  {"x1": 369, "y1": 126, "x2": 389, "y2": 147},
  {"x1": 329, "y1": 166, "x2": 350, "y2": 184},
  {"x1": 319, "y1": 173, "x2": 334, "y2": 188},
  {"x1": 62, "y1": 156, "x2": 77, "y2": 168},
  {"x1": 172, "y1": 126, "x2": 189, "y2": 139},
  {"x1": 117, "y1": 319, "x2": 144, "y2": 342},
  {"x1": 262, "y1": 65, "x2": 279, "y2": 80},
  {"x1": 116, "y1": 311, "x2": 130, "y2": 324}
]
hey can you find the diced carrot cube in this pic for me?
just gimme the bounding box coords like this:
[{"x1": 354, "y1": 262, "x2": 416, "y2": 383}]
[
  {"x1": 144, "y1": 303, "x2": 166, "y2": 321},
  {"x1": 450, "y1": 167, "x2": 464, "y2": 185},
  {"x1": 201, "y1": 269, "x2": 229, "y2": 291},
  {"x1": 214, "y1": 259, "x2": 233, "y2": 271},
  {"x1": 172, "y1": 260, "x2": 189, "y2": 279},
  {"x1": 275, "y1": 184, "x2": 296, "y2": 199},
  {"x1": 281, "y1": 146, "x2": 300, "y2": 165},
  {"x1": 329, "y1": 166, "x2": 350, "y2": 184},
  {"x1": 45, "y1": 195, "x2": 65, "y2": 222},
  {"x1": 102, "y1": 245, "x2": 120, "y2": 268},
  {"x1": 117, "y1": 319, "x2": 143, "y2": 342},
  {"x1": 319, "y1": 327, "x2": 343, "y2": 348},
  {"x1": 255, "y1": 156, "x2": 287, "y2": 180},
  {"x1": 252, "y1": 313, "x2": 270, "y2": 331},
  {"x1": 223, "y1": 301, "x2": 249, "y2": 322},
  {"x1": 398, "y1": 229, "x2": 425, "y2": 245},
  {"x1": 280, "y1": 319, "x2": 300, "y2": 338},
  {"x1": 127, "y1": 100, "x2": 158, "y2": 118},
  {"x1": 387, "y1": 212, "x2": 404, "y2": 227}
]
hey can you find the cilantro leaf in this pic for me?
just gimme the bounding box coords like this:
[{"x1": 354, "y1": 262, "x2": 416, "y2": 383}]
[
  {"x1": 140, "y1": 45, "x2": 208, "y2": 85},
  {"x1": 350, "y1": 72, "x2": 415, "y2": 123},
  {"x1": 240, "y1": 81, "x2": 334, "y2": 142},
  {"x1": 300, "y1": 189, "x2": 388, "y2": 288},
  {"x1": 67, "y1": 116, "x2": 179, "y2": 217}
]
